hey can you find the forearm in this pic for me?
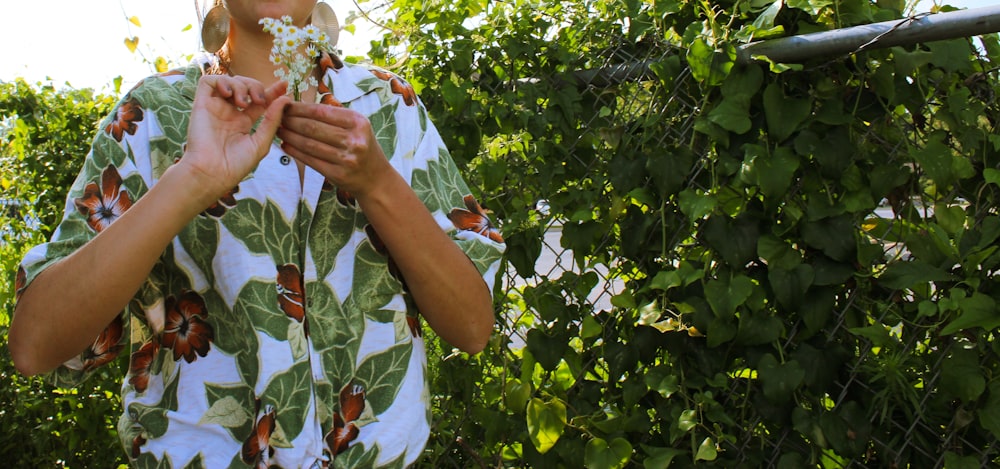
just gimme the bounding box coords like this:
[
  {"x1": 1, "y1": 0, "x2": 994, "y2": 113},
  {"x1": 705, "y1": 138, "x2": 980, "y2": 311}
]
[
  {"x1": 357, "y1": 172, "x2": 495, "y2": 354},
  {"x1": 9, "y1": 163, "x2": 213, "y2": 375}
]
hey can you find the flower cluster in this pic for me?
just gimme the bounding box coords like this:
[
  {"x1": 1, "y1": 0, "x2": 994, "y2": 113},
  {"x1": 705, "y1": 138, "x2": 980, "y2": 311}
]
[{"x1": 260, "y1": 15, "x2": 329, "y2": 100}]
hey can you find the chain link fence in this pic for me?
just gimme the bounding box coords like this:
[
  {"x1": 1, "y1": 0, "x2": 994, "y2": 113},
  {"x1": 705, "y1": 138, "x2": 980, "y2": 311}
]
[{"x1": 478, "y1": 25, "x2": 1000, "y2": 468}]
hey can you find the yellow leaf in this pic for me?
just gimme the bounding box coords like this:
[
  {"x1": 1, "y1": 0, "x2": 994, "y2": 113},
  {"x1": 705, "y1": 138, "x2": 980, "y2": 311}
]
[
  {"x1": 124, "y1": 36, "x2": 139, "y2": 53},
  {"x1": 129, "y1": 16, "x2": 142, "y2": 27},
  {"x1": 154, "y1": 56, "x2": 169, "y2": 73}
]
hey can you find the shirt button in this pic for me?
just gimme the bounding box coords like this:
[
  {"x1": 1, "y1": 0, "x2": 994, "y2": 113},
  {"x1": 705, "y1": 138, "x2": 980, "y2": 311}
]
[{"x1": 280, "y1": 155, "x2": 291, "y2": 165}]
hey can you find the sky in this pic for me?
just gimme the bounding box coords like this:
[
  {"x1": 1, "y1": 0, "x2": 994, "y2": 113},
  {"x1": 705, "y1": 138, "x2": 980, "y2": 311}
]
[
  {"x1": 0, "y1": 0, "x2": 382, "y2": 93},
  {"x1": 0, "y1": 0, "x2": 997, "y2": 94}
]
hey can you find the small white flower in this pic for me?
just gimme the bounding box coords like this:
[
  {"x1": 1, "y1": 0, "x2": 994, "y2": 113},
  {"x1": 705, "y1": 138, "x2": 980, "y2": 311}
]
[{"x1": 259, "y1": 15, "x2": 329, "y2": 100}]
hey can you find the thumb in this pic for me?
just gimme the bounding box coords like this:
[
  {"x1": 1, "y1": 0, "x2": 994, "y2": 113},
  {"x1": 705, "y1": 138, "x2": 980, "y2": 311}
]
[{"x1": 251, "y1": 95, "x2": 292, "y2": 156}]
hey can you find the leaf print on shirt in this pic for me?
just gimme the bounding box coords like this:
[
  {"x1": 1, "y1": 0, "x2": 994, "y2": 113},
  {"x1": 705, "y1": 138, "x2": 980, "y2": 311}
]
[
  {"x1": 220, "y1": 198, "x2": 297, "y2": 263},
  {"x1": 242, "y1": 399, "x2": 276, "y2": 469},
  {"x1": 325, "y1": 383, "x2": 365, "y2": 456},
  {"x1": 129, "y1": 340, "x2": 160, "y2": 393},
  {"x1": 73, "y1": 165, "x2": 133, "y2": 233},
  {"x1": 448, "y1": 195, "x2": 504, "y2": 243},
  {"x1": 160, "y1": 289, "x2": 214, "y2": 363},
  {"x1": 105, "y1": 97, "x2": 144, "y2": 141},
  {"x1": 79, "y1": 314, "x2": 125, "y2": 371},
  {"x1": 368, "y1": 102, "x2": 399, "y2": 161}
]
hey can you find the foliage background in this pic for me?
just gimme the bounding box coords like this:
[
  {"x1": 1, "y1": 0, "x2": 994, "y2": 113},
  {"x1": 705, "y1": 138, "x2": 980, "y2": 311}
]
[{"x1": 3, "y1": 0, "x2": 1000, "y2": 467}]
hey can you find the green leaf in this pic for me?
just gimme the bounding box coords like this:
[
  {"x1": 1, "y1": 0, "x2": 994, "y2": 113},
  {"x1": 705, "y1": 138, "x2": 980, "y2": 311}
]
[
  {"x1": 703, "y1": 213, "x2": 761, "y2": 267},
  {"x1": 763, "y1": 82, "x2": 812, "y2": 141},
  {"x1": 943, "y1": 452, "x2": 981, "y2": 469},
  {"x1": 878, "y1": 260, "x2": 955, "y2": 290},
  {"x1": 786, "y1": 0, "x2": 833, "y2": 15},
  {"x1": 505, "y1": 227, "x2": 543, "y2": 277},
  {"x1": 800, "y1": 215, "x2": 855, "y2": 261},
  {"x1": 735, "y1": 310, "x2": 783, "y2": 345},
  {"x1": 581, "y1": 314, "x2": 603, "y2": 339},
  {"x1": 758, "y1": 354, "x2": 804, "y2": 403},
  {"x1": 985, "y1": 168, "x2": 1000, "y2": 186},
  {"x1": 695, "y1": 437, "x2": 718, "y2": 461},
  {"x1": 744, "y1": 145, "x2": 800, "y2": 198},
  {"x1": 505, "y1": 379, "x2": 531, "y2": 414},
  {"x1": 526, "y1": 398, "x2": 566, "y2": 454},
  {"x1": 934, "y1": 202, "x2": 966, "y2": 235},
  {"x1": 644, "y1": 365, "x2": 679, "y2": 398},
  {"x1": 705, "y1": 274, "x2": 754, "y2": 319},
  {"x1": 978, "y1": 380, "x2": 1000, "y2": 440},
  {"x1": 646, "y1": 145, "x2": 695, "y2": 197},
  {"x1": 768, "y1": 263, "x2": 814, "y2": 310},
  {"x1": 642, "y1": 445, "x2": 685, "y2": 469},
  {"x1": 752, "y1": 0, "x2": 783, "y2": 29},
  {"x1": 526, "y1": 328, "x2": 569, "y2": 371},
  {"x1": 941, "y1": 292, "x2": 1000, "y2": 335},
  {"x1": 758, "y1": 235, "x2": 801, "y2": 270},
  {"x1": 677, "y1": 409, "x2": 698, "y2": 432},
  {"x1": 686, "y1": 38, "x2": 736, "y2": 86},
  {"x1": 939, "y1": 348, "x2": 986, "y2": 402},
  {"x1": 911, "y1": 132, "x2": 973, "y2": 189},
  {"x1": 678, "y1": 188, "x2": 717, "y2": 221},
  {"x1": 584, "y1": 437, "x2": 632, "y2": 469},
  {"x1": 708, "y1": 97, "x2": 752, "y2": 133},
  {"x1": 848, "y1": 324, "x2": 893, "y2": 347}
]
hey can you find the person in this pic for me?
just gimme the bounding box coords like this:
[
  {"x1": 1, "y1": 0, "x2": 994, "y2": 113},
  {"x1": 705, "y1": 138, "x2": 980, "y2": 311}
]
[{"x1": 7, "y1": 0, "x2": 505, "y2": 467}]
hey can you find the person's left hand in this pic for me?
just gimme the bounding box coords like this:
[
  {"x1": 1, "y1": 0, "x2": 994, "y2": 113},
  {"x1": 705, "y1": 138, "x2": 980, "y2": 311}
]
[{"x1": 278, "y1": 102, "x2": 394, "y2": 198}]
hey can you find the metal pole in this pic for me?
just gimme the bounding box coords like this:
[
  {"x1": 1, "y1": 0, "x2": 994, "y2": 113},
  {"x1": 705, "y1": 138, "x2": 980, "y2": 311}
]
[{"x1": 737, "y1": 5, "x2": 1000, "y2": 64}]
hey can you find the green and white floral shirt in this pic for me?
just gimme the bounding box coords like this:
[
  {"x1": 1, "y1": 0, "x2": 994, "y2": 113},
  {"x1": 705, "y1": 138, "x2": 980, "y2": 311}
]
[{"x1": 15, "y1": 52, "x2": 505, "y2": 468}]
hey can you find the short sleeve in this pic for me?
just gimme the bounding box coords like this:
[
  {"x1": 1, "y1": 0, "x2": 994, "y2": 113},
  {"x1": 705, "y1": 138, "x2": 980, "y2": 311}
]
[
  {"x1": 15, "y1": 88, "x2": 159, "y2": 387},
  {"x1": 406, "y1": 105, "x2": 506, "y2": 293}
]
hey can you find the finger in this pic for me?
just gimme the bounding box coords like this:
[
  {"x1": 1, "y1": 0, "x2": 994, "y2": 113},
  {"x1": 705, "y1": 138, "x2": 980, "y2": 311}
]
[
  {"x1": 196, "y1": 75, "x2": 233, "y2": 101},
  {"x1": 282, "y1": 144, "x2": 328, "y2": 175},
  {"x1": 280, "y1": 114, "x2": 347, "y2": 150},
  {"x1": 229, "y1": 76, "x2": 271, "y2": 106},
  {"x1": 283, "y1": 102, "x2": 360, "y2": 130},
  {"x1": 225, "y1": 79, "x2": 254, "y2": 108},
  {"x1": 264, "y1": 80, "x2": 289, "y2": 102},
  {"x1": 278, "y1": 124, "x2": 342, "y2": 160},
  {"x1": 250, "y1": 95, "x2": 293, "y2": 155}
]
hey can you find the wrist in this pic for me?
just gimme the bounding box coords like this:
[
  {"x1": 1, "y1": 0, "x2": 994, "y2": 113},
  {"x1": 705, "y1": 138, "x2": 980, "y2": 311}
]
[{"x1": 160, "y1": 159, "x2": 229, "y2": 217}]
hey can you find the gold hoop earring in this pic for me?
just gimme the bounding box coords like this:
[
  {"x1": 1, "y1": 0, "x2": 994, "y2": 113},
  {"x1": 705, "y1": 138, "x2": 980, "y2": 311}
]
[
  {"x1": 201, "y1": 2, "x2": 230, "y2": 54},
  {"x1": 311, "y1": 2, "x2": 340, "y2": 49}
]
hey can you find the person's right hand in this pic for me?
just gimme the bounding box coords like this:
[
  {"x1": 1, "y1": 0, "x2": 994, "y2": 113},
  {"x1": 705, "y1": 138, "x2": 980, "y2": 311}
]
[{"x1": 181, "y1": 75, "x2": 290, "y2": 208}]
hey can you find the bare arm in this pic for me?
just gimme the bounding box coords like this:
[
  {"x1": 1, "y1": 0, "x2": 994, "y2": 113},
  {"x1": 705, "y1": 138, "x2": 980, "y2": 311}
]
[
  {"x1": 9, "y1": 77, "x2": 290, "y2": 376},
  {"x1": 278, "y1": 103, "x2": 495, "y2": 354}
]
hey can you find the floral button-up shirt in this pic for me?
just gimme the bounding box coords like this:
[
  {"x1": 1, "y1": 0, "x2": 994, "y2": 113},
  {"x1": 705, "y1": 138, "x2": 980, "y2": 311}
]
[{"x1": 15, "y1": 52, "x2": 505, "y2": 468}]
